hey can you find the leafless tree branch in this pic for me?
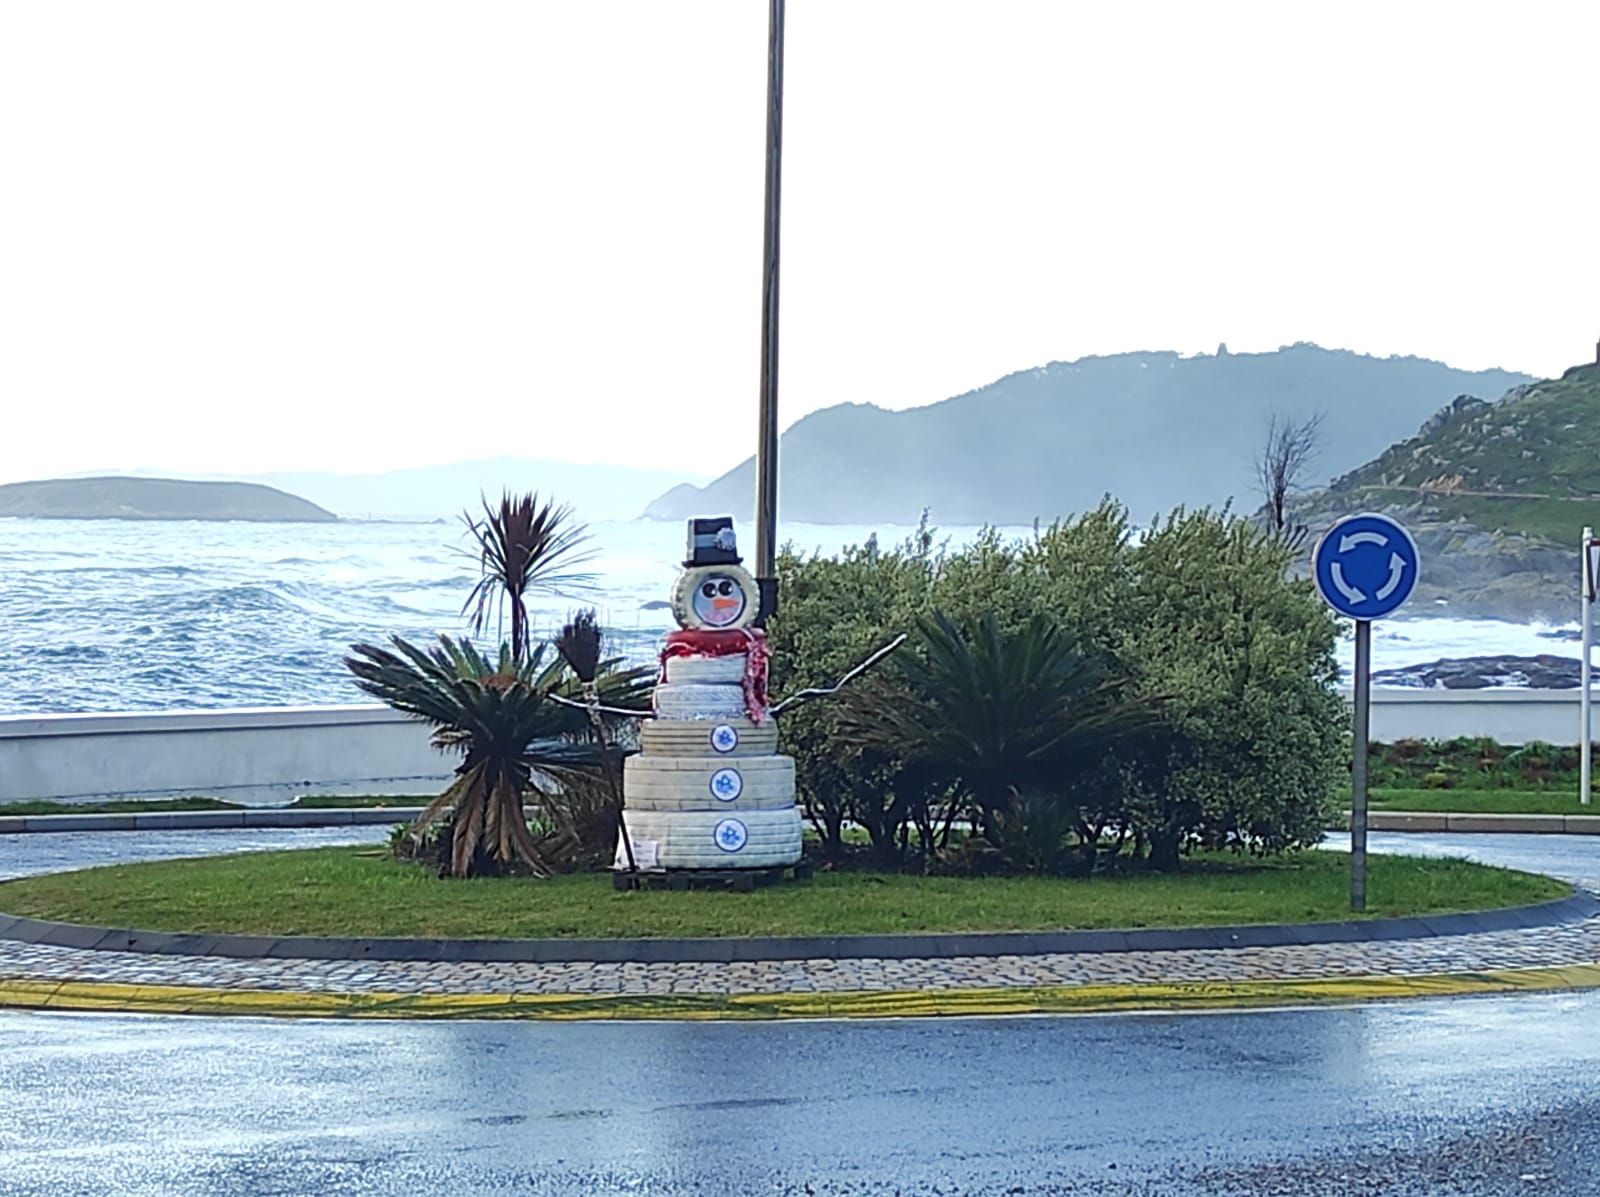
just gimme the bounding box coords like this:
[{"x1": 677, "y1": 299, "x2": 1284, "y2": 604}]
[{"x1": 1256, "y1": 412, "x2": 1323, "y2": 550}]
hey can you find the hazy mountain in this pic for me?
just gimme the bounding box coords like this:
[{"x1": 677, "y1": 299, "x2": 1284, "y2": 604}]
[
  {"x1": 0, "y1": 476, "x2": 336, "y2": 522},
  {"x1": 1290, "y1": 361, "x2": 1600, "y2": 621},
  {"x1": 644, "y1": 344, "x2": 1533, "y2": 525},
  {"x1": 252, "y1": 458, "x2": 709, "y2": 522},
  {"x1": 92, "y1": 458, "x2": 711, "y2": 522}
]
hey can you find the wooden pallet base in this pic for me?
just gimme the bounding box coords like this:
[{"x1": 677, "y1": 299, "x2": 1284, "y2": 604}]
[{"x1": 611, "y1": 860, "x2": 813, "y2": 892}]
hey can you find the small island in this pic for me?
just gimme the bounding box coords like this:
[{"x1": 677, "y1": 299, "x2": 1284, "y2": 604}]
[{"x1": 0, "y1": 476, "x2": 338, "y2": 522}]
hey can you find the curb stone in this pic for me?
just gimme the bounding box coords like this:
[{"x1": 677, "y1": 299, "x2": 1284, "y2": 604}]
[
  {"x1": 1366, "y1": 811, "x2": 1600, "y2": 834},
  {"x1": 0, "y1": 890, "x2": 1592, "y2": 964}
]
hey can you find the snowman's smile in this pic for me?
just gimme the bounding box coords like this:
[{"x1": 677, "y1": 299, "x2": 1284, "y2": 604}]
[{"x1": 691, "y1": 574, "x2": 748, "y2": 626}]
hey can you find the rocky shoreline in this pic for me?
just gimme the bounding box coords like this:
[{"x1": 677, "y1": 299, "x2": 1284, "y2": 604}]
[
  {"x1": 1395, "y1": 523, "x2": 1572, "y2": 623},
  {"x1": 1372, "y1": 653, "x2": 1583, "y2": 690}
]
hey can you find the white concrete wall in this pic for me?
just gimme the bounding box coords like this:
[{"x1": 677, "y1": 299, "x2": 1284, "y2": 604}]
[
  {"x1": 1358, "y1": 689, "x2": 1583, "y2": 746},
  {"x1": 0, "y1": 705, "x2": 452, "y2": 807},
  {"x1": 0, "y1": 690, "x2": 1587, "y2": 808}
]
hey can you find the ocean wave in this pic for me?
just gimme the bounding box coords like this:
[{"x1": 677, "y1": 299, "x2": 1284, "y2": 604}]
[
  {"x1": 393, "y1": 574, "x2": 475, "y2": 591},
  {"x1": 3, "y1": 517, "x2": 1568, "y2": 716},
  {"x1": 91, "y1": 564, "x2": 202, "y2": 578}
]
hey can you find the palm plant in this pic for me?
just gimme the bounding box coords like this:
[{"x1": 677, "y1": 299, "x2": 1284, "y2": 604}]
[
  {"x1": 345, "y1": 634, "x2": 650, "y2": 878},
  {"x1": 462, "y1": 492, "x2": 594, "y2": 661},
  {"x1": 844, "y1": 611, "x2": 1152, "y2": 848},
  {"x1": 554, "y1": 608, "x2": 635, "y2": 871}
]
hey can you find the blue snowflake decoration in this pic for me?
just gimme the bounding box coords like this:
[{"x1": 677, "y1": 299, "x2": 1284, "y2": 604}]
[
  {"x1": 714, "y1": 818, "x2": 749, "y2": 853},
  {"x1": 710, "y1": 723, "x2": 740, "y2": 753},
  {"x1": 709, "y1": 767, "x2": 744, "y2": 802}
]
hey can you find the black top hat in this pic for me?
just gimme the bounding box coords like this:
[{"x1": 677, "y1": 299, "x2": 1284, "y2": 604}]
[{"x1": 685, "y1": 516, "x2": 742, "y2": 567}]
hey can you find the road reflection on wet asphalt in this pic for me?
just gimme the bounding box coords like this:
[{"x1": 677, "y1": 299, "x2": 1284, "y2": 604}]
[{"x1": 4, "y1": 992, "x2": 1600, "y2": 1195}]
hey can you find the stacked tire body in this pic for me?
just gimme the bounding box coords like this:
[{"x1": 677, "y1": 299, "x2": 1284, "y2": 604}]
[{"x1": 623, "y1": 647, "x2": 802, "y2": 870}]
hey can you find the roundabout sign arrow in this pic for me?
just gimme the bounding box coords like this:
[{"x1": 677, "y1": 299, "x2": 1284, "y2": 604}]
[{"x1": 1313, "y1": 513, "x2": 1419, "y2": 620}]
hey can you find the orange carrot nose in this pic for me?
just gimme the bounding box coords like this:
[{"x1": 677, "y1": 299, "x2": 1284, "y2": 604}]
[{"x1": 712, "y1": 598, "x2": 738, "y2": 610}]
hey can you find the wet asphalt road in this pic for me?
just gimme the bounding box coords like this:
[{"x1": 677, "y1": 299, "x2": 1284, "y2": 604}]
[
  {"x1": 4, "y1": 995, "x2": 1600, "y2": 1195},
  {"x1": 0, "y1": 825, "x2": 390, "y2": 882},
  {"x1": 1336, "y1": 830, "x2": 1600, "y2": 891},
  {"x1": 2, "y1": 830, "x2": 1599, "y2": 1194}
]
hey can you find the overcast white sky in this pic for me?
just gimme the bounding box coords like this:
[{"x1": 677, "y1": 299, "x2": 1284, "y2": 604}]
[{"x1": 2, "y1": 1, "x2": 1596, "y2": 486}]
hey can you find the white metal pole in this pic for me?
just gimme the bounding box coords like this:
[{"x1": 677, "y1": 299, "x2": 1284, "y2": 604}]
[{"x1": 1583, "y1": 526, "x2": 1593, "y2": 805}]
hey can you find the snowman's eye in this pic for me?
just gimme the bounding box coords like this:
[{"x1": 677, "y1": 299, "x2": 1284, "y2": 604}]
[
  {"x1": 700, "y1": 582, "x2": 716, "y2": 598},
  {"x1": 717, "y1": 580, "x2": 733, "y2": 597}
]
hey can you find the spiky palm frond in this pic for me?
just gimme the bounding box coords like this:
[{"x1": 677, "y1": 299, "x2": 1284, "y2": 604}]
[
  {"x1": 555, "y1": 609, "x2": 604, "y2": 685},
  {"x1": 462, "y1": 492, "x2": 595, "y2": 660},
  {"x1": 344, "y1": 633, "x2": 651, "y2": 876},
  {"x1": 843, "y1": 611, "x2": 1155, "y2": 818}
]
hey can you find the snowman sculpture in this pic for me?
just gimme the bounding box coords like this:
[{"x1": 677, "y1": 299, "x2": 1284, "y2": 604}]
[{"x1": 619, "y1": 517, "x2": 803, "y2": 871}]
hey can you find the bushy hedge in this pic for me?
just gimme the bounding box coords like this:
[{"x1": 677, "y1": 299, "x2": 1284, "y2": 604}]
[
  {"x1": 766, "y1": 503, "x2": 1345, "y2": 871},
  {"x1": 1372, "y1": 736, "x2": 1581, "y2": 791}
]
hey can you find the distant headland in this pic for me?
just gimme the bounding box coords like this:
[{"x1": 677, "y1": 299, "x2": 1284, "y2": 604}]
[
  {"x1": 643, "y1": 343, "x2": 1531, "y2": 525},
  {"x1": 0, "y1": 476, "x2": 338, "y2": 522}
]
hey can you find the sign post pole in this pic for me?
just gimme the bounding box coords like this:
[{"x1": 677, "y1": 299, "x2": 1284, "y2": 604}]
[
  {"x1": 1350, "y1": 619, "x2": 1371, "y2": 911},
  {"x1": 1583, "y1": 526, "x2": 1593, "y2": 806},
  {"x1": 1312, "y1": 512, "x2": 1418, "y2": 916}
]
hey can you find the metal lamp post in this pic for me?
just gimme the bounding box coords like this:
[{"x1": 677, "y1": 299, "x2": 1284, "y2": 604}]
[{"x1": 752, "y1": 0, "x2": 784, "y2": 626}]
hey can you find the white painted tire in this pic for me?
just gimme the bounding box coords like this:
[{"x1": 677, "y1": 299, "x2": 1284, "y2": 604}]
[
  {"x1": 626, "y1": 753, "x2": 794, "y2": 783},
  {"x1": 641, "y1": 718, "x2": 779, "y2": 758},
  {"x1": 653, "y1": 682, "x2": 752, "y2": 721},
  {"x1": 624, "y1": 755, "x2": 794, "y2": 812},
  {"x1": 625, "y1": 790, "x2": 797, "y2": 814},
  {"x1": 621, "y1": 807, "x2": 803, "y2": 868},
  {"x1": 664, "y1": 654, "x2": 748, "y2": 685},
  {"x1": 670, "y1": 564, "x2": 760, "y2": 631}
]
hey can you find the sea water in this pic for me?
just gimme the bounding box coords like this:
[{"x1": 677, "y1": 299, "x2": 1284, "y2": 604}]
[{"x1": 0, "y1": 517, "x2": 1575, "y2": 716}]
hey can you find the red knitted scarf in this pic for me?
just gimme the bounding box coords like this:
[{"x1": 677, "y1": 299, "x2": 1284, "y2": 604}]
[{"x1": 660, "y1": 628, "x2": 770, "y2": 722}]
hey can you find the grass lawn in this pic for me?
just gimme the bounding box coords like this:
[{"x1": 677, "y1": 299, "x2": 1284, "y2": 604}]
[
  {"x1": 288, "y1": 794, "x2": 425, "y2": 810},
  {"x1": 1372, "y1": 789, "x2": 1590, "y2": 815},
  {"x1": 0, "y1": 847, "x2": 1565, "y2": 939},
  {"x1": 0, "y1": 796, "x2": 242, "y2": 816}
]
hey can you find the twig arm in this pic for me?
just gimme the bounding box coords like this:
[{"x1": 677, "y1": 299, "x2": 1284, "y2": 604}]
[
  {"x1": 547, "y1": 692, "x2": 653, "y2": 719},
  {"x1": 769, "y1": 634, "x2": 907, "y2": 716}
]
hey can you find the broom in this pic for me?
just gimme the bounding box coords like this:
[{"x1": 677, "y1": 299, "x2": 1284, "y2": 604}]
[{"x1": 555, "y1": 609, "x2": 637, "y2": 874}]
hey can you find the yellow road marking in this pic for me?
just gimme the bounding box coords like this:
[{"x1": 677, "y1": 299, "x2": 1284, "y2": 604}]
[{"x1": 4, "y1": 963, "x2": 1600, "y2": 1021}]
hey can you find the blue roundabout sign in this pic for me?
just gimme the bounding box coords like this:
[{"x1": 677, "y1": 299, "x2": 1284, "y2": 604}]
[{"x1": 1313, "y1": 513, "x2": 1419, "y2": 621}]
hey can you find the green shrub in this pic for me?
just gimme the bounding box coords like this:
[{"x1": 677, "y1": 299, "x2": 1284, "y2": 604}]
[
  {"x1": 1370, "y1": 736, "x2": 1582, "y2": 792},
  {"x1": 768, "y1": 522, "x2": 940, "y2": 861},
  {"x1": 768, "y1": 504, "x2": 1344, "y2": 871},
  {"x1": 1118, "y1": 507, "x2": 1343, "y2": 866}
]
